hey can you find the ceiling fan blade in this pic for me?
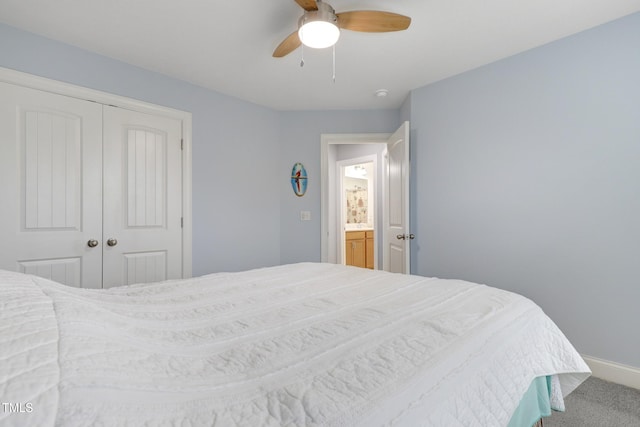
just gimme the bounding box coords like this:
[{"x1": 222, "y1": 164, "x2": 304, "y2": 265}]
[
  {"x1": 273, "y1": 30, "x2": 302, "y2": 57},
  {"x1": 294, "y1": 0, "x2": 318, "y2": 11},
  {"x1": 337, "y1": 11, "x2": 411, "y2": 32}
]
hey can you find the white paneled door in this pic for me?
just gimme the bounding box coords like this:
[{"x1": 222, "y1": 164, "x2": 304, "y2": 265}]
[
  {"x1": 383, "y1": 121, "x2": 411, "y2": 274},
  {"x1": 102, "y1": 106, "x2": 183, "y2": 288},
  {"x1": 0, "y1": 82, "x2": 104, "y2": 288},
  {"x1": 0, "y1": 81, "x2": 185, "y2": 288}
]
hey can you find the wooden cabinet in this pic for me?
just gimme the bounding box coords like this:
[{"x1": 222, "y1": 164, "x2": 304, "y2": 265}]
[
  {"x1": 345, "y1": 230, "x2": 374, "y2": 269},
  {"x1": 365, "y1": 232, "x2": 374, "y2": 269}
]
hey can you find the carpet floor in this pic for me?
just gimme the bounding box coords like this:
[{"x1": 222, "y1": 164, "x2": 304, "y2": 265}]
[{"x1": 544, "y1": 377, "x2": 640, "y2": 427}]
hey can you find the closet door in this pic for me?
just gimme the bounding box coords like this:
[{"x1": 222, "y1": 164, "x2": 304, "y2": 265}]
[
  {"x1": 102, "y1": 106, "x2": 183, "y2": 288},
  {"x1": 0, "y1": 82, "x2": 103, "y2": 288}
]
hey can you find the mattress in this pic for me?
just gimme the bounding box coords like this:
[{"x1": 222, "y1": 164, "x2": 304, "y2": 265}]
[{"x1": 0, "y1": 263, "x2": 590, "y2": 426}]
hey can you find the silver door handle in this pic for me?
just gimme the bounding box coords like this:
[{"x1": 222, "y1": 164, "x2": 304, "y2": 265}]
[
  {"x1": 87, "y1": 239, "x2": 99, "y2": 248},
  {"x1": 107, "y1": 238, "x2": 118, "y2": 247},
  {"x1": 396, "y1": 234, "x2": 415, "y2": 240}
]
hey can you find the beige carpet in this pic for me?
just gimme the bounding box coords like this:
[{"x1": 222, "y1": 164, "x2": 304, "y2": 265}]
[{"x1": 545, "y1": 377, "x2": 640, "y2": 427}]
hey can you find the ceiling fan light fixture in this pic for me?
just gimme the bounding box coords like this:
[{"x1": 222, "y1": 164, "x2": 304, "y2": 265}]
[
  {"x1": 299, "y1": 21, "x2": 340, "y2": 49},
  {"x1": 298, "y1": 2, "x2": 340, "y2": 49}
]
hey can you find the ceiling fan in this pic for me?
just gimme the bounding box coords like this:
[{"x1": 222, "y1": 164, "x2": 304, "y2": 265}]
[{"x1": 273, "y1": 0, "x2": 411, "y2": 58}]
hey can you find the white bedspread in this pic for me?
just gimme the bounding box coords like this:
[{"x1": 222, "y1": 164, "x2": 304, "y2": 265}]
[{"x1": 0, "y1": 263, "x2": 590, "y2": 426}]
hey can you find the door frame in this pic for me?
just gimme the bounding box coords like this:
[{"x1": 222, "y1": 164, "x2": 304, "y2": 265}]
[
  {"x1": 0, "y1": 66, "x2": 193, "y2": 279},
  {"x1": 320, "y1": 133, "x2": 389, "y2": 265},
  {"x1": 336, "y1": 154, "x2": 378, "y2": 268}
]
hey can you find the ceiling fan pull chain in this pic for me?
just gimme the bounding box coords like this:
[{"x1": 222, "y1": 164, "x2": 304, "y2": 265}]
[
  {"x1": 332, "y1": 44, "x2": 336, "y2": 83},
  {"x1": 300, "y1": 44, "x2": 305, "y2": 68}
]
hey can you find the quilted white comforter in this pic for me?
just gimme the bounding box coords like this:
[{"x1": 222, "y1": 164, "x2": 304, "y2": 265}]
[{"x1": 0, "y1": 263, "x2": 590, "y2": 426}]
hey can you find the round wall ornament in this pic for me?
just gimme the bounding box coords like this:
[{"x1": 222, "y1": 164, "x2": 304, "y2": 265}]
[{"x1": 291, "y1": 162, "x2": 308, "y2": 197}]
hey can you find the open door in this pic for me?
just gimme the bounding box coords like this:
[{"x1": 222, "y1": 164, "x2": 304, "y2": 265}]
[{"x1": 383, "y1": 121, "x2": 411, "y2": 274}]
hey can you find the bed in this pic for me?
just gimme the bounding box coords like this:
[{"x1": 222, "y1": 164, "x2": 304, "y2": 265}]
[{"x1": 1, "y1": 262, "x2": 590, "y2": 426}]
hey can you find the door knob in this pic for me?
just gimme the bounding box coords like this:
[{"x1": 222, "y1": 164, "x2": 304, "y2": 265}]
[
  {"x1": 107, "y1": 238, "x2": 118, "y2": 247},
  {"x1": 87, "y1": 239, "x2": 99, "y2": 248},
  {"x1": 396, "y1": 234, "x2": 415, "y2": 240}
]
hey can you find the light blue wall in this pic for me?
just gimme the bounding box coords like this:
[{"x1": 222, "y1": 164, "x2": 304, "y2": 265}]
[
  {"x1": 408, "y1": 12, "x2": 640, "y2": 367},
  {"x1": 0, "y1": 23, "x2": 282, "y2": 276},
  {"x1": 278, "y1": 110, "x2": 400, "y2": 264}
]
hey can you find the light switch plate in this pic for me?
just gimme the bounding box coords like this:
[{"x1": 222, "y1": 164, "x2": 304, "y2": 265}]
[{"x1": 300, "y1": 211, "x2": 311, "y2": 221}]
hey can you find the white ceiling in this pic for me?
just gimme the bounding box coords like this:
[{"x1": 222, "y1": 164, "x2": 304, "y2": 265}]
[{"x1": 2, "y1": 0, "x2": 639, "y2": 111}]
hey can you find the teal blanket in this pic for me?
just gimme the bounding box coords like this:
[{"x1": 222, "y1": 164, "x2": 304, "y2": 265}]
[{"x1": 508, "y1": 376, "x2": 556, "y2": 427}]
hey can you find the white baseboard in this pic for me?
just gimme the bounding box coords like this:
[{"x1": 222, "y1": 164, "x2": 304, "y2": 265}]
[{"x1": 582, "y1": 355, "x2": 640, "y2": 390}]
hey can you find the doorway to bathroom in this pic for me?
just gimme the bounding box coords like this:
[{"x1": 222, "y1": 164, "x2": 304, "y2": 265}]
[
  {"x1": 338, "y1": 155, "x2": 377, "y2": 269},
  {"x1": 321, "y1": 135, "x2": 386, "y2": 269},
  {"x1": 320, "y1": 122, "x2": 411, "y2": 273}
]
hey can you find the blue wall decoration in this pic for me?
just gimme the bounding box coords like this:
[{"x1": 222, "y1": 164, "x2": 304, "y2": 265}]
[{"x1": 291, "y1": 162, "x2": 308, "y2": 197}]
